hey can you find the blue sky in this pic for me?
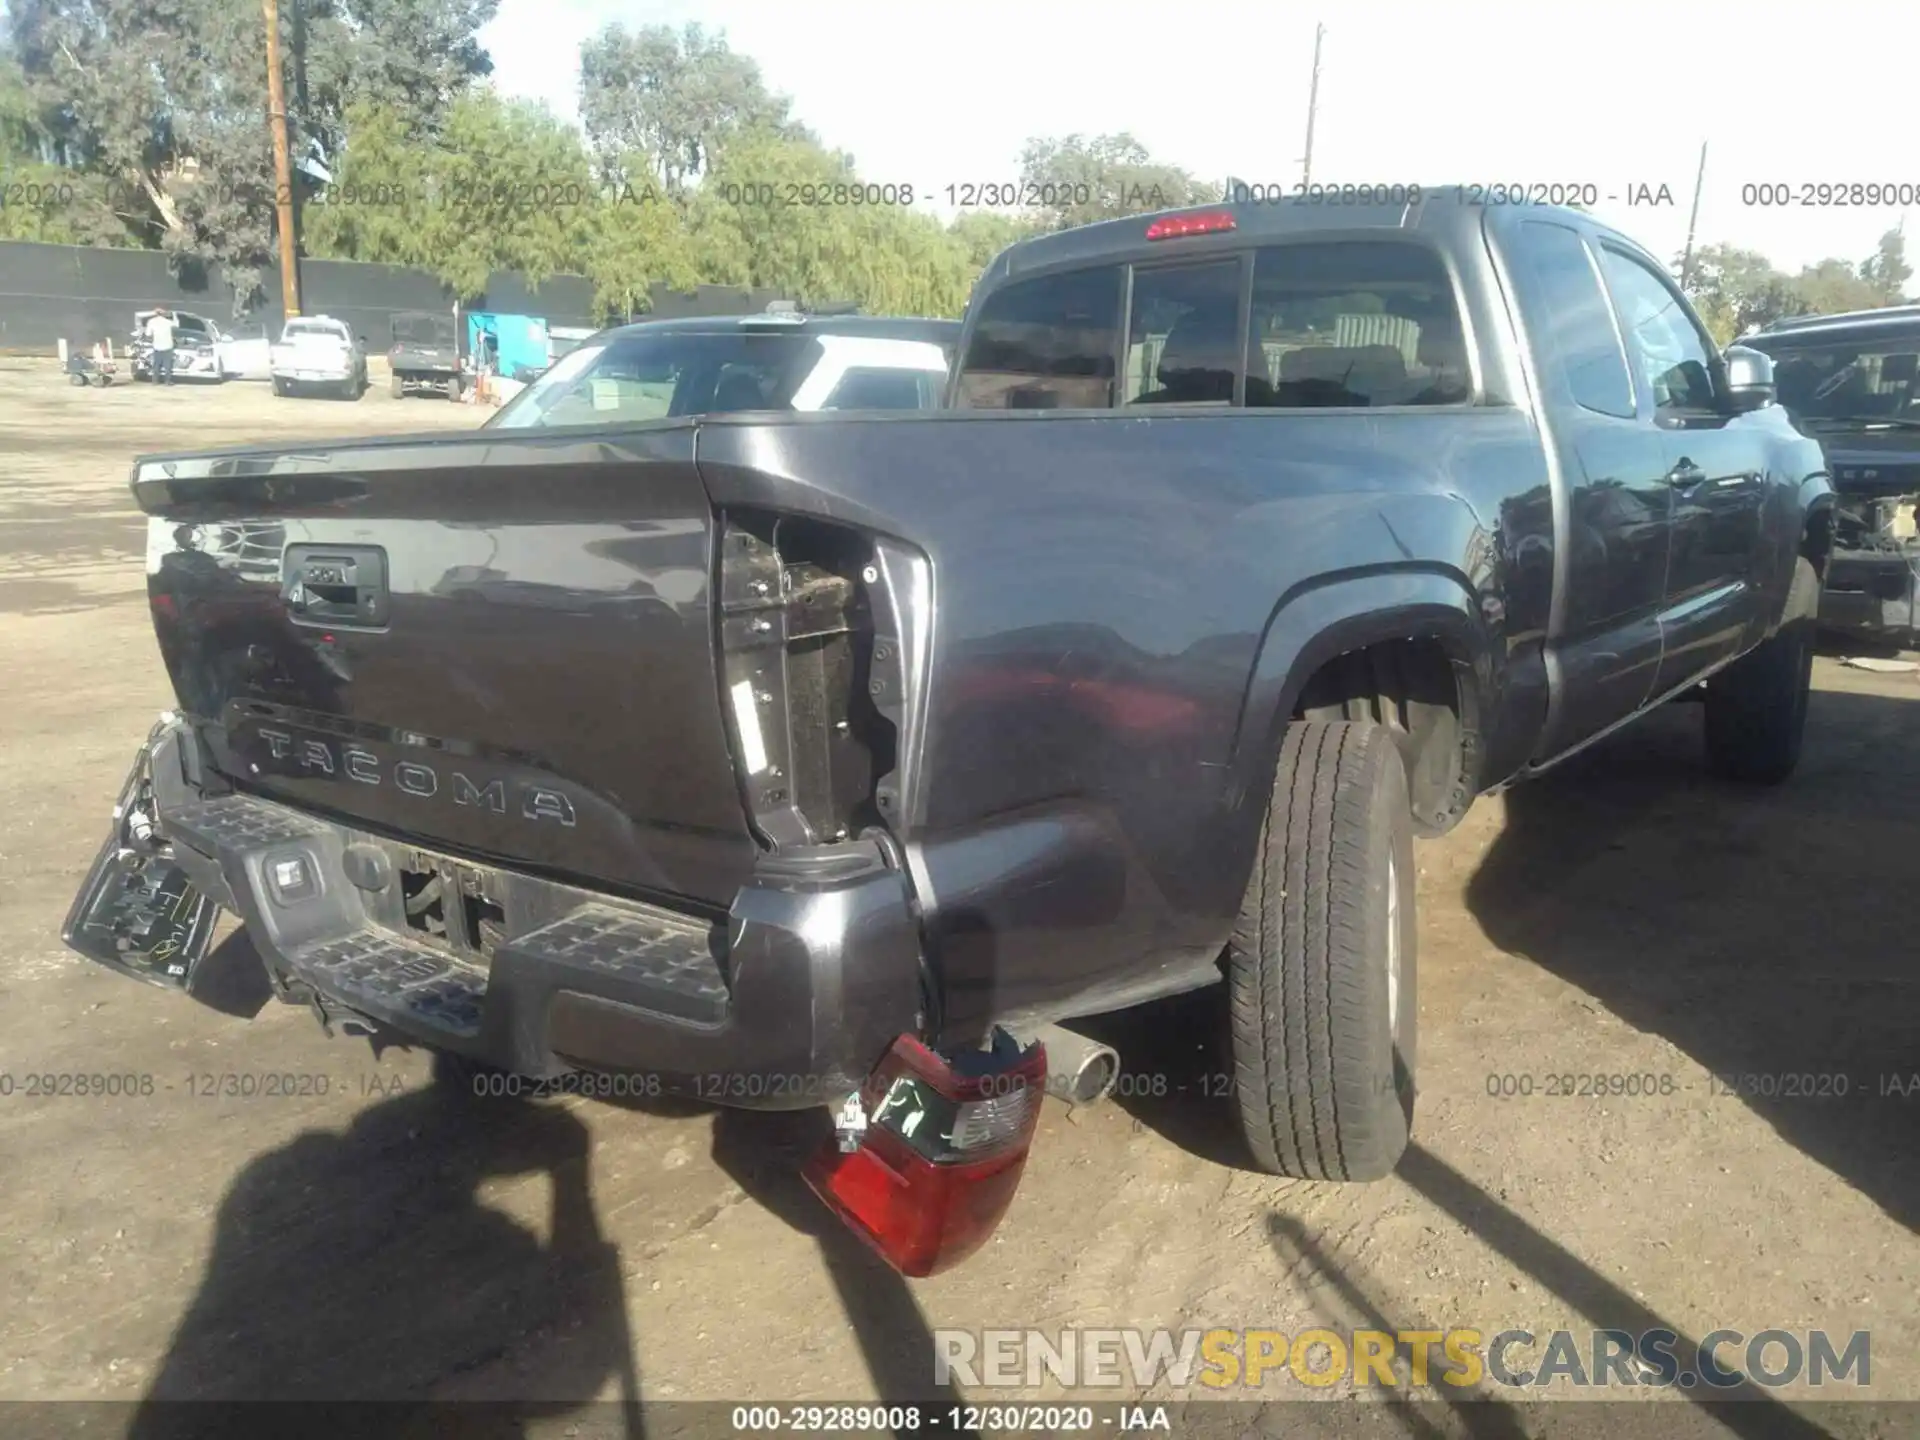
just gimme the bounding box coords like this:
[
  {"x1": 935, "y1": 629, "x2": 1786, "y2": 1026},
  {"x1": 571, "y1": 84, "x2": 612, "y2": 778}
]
[{"x1": 479, "y1": 0, "x2": 1920, "y2": 276}]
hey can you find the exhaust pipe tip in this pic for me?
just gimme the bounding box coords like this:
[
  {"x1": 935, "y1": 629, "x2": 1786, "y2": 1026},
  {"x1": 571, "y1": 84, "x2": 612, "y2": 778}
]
[
  {"x1": 1020, "y1": 1024, "x2": 1121, "y2": 1106},
  {"x1": 1058, "y1": 1044, "x2": 1120, "y2": 1106}
]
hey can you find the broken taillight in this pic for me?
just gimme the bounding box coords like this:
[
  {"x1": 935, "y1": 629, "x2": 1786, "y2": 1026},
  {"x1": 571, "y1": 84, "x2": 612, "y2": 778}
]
[{"x1": 804, "y1": 1030, "x2": 1046, "y2": 1277}]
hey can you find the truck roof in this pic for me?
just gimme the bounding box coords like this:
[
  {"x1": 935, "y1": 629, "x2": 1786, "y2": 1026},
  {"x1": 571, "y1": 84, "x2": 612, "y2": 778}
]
[
  {"x1": 976, "y1": 188, "x2": 1652, "y2": 289},
  {"x1": 1752, "y1": 304, "x2": 1920, "y2": 341}
]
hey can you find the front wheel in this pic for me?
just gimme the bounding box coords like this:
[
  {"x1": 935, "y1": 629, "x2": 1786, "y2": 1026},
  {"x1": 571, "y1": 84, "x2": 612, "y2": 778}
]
[
  {"x1": 1228, "y1": 720, "x2": 1417, "y2": 1181},
  {"x1": 1703, "y1": 559, "x2": 1817, "y2": 784}
]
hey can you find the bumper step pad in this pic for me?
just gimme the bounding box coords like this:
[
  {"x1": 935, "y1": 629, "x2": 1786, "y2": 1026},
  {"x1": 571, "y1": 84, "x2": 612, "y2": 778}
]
[
  {"x1": 163, "y1": 792, "x2": 733, "y2": 1046},
  {"x1": 506, "y1": 905, "x2": 729, "y2": 1026},
  {"x1": 296, "y1": 928, "x2": 488, "y2": 1038},
  {"x1": 166, "y1": 794, "x2": 326, "y2": 851}
]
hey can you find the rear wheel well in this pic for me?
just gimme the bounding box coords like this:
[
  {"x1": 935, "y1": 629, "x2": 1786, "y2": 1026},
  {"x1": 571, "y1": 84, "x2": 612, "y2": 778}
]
[{"x1": 1292, "y1": 637, "x2": 1475, "y2": 836}]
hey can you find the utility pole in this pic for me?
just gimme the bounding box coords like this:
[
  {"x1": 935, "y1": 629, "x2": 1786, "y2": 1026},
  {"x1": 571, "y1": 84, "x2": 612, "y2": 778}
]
[
  {"x1": 264, "y1": 0, "x2": 300, "y2": 317},
  {"x1": 1301, "y1": 23, "x2": 1325, "y2": 189},
  {"x1": 1679, "y1": 140, "x2": 1708, "y2": 291}
]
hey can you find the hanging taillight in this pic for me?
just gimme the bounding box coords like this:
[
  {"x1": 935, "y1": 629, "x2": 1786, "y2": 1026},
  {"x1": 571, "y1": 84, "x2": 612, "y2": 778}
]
[{"x1": 804, "y1": 1030, "x2": 1047, "y2": 1277}]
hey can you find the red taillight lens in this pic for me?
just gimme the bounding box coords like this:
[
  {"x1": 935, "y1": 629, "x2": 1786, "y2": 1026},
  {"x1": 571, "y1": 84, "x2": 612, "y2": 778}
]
[
  {"x1": 805, "y1": 1031, "x2": 1046, "y2": 1277},
  {"x1": 1145, "y1": 209, "x2": 1238, "y2": 240}
]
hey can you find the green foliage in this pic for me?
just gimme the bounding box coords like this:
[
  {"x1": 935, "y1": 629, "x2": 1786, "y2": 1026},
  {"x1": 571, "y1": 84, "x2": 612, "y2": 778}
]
[
  {"x1": 29, "y1": 9, "x2": 1910, "y2": 343},
  {"x1": 947, "y1": 209, "x2": 1042, "y2": 272},
  {"x1": 685, "y1": 128, "x2": 973, "y2": 316},
  {"x1": 1017, "y1": 133, "x2": 1215, "y2": 231},
  {"x1": 1682, "y1": 231, "x2": 1913, "y2": 346},
  {"x1": 1857, "y1": 228, "x2": 1912, "y2": 306},
  {"x1": 4, "y1": 0, "x2": 498, "y2": 307},
  {"x1": 0, "y1": 42, "x2": 88, "y2": 242},
  {"x1": 579, "y1": 22, "x2": 806, "y2": 196}
]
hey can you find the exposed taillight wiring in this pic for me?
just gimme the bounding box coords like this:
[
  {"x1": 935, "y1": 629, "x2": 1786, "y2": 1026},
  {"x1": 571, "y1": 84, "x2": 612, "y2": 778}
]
[{"x1": 715, "y1": 511, "x2": 900, "y2": 851}]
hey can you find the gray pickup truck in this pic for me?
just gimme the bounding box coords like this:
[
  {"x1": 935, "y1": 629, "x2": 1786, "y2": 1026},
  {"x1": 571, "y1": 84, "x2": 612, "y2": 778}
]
[{"x1": 65, "y1": 193, "x2": 1830, "y2": 1274}]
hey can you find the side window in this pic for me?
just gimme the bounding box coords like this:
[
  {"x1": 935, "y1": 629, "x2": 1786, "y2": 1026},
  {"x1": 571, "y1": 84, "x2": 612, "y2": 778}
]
[
  {"x1": 823, "y1": 367, "x2": 936, "y2": 410},
  {"x1": 1249, "y1": 241, "x2": 1470, "y2": 408},
  {"x1": 956, "y1": 265, "x2": 1121, "y2": 409},
  {"x1": 1506, "y1": 221, "x2": 1635, "y2": 419},
  {"x1": 1124, "y1": 260, "x2": 1241, "y2": 406},
  {"x1": 1598, "y1": 246, "x2": 1719, "y2": 413}
]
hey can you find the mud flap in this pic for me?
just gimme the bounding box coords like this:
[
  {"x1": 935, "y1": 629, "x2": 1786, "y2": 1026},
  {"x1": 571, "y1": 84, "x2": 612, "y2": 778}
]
[{"x1": 61, "y1": 731, "x2": 218, "y2": 990}]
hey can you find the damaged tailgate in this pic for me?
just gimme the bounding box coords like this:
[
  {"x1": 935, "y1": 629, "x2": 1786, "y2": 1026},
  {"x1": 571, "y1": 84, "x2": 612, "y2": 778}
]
[{"x1": 132, "y1": 425, "x2": 759, "y2": 909}]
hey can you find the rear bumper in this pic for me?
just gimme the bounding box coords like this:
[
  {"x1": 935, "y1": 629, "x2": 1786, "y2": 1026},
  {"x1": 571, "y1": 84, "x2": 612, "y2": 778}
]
[
  {"x1": 142, "y1": 721, "x2": 925, "y2": 1109},
  {"x1": 272, "y1": 367, "x2": 354, "y2": 383}
]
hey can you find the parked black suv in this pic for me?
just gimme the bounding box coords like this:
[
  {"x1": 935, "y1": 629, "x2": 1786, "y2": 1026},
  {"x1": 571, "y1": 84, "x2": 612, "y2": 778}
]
[{"x1": 1746, "y1": 306, "x2": 1920, "y2": 642}]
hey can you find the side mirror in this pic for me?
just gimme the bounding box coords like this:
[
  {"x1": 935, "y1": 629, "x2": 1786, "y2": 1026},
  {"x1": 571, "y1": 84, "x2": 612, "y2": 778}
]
[{"x1": 1723, "y1": 346, "x2": 1775, "y2": 413}]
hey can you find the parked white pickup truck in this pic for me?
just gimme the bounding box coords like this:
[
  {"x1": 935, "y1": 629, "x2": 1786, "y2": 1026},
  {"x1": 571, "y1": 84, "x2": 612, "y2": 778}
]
[{"x1": 270, "y1": 316, "x2": 368, "y2": 400}]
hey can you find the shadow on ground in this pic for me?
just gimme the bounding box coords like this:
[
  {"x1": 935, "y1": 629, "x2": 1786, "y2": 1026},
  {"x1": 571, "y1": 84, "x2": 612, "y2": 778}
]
[
  {"x1": 127, "y1": 1083, "x2": 639, "y2": 1440},
  {"x1": 1466, "y1": 690, "x2": 1920, "y2": 1233},
  {"x1": 1095, "y1": 684, "x2": 1920, "y2": 1229},
  {"x1": 125, "y1": 1075, "x2": 967, "y2": 1440}
]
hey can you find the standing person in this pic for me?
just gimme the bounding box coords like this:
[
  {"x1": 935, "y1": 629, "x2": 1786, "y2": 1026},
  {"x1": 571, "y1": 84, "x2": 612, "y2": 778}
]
[{"x1": 147, "y1": 307, "x2": 177, "y2": 386}]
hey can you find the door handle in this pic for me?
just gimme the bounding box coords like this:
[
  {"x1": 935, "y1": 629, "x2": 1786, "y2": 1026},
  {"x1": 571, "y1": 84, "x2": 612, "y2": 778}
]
[
  {"x1": 282, "y1": 544, "x2": 389, "y2": 628},
  {"x1": 1665, "y1": 460, "x2": 1707, "y2": 486}
]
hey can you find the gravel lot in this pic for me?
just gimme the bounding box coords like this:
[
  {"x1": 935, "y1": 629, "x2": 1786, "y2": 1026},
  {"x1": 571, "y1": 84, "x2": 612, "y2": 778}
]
[{"x1": 0, "y1": 358, "x2": 1914, "y2": 1435}]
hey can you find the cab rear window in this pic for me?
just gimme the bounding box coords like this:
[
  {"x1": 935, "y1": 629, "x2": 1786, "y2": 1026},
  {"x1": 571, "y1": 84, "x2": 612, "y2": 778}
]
[{"x1": 957, "y1": 240, "x2": 1471, "y2": 410}]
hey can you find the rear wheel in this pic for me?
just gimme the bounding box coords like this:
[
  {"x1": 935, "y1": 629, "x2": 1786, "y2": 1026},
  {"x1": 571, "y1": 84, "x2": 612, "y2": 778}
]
[
  {"x1": 444, "y1": 374, "x2": 463, "y2": 401},
  {"x1": 1228, "y1": 720, "x2": 1417, "y2": 1181},
  {"x1": 1703, "y1": 558, "x2": 1818, "y2": 784},
  {"x1": 272, "y1": 377, "x2": 289, "y2": 397},
  {"x1": 390, "y1": 372, "x2": 404, "y2": 399}
]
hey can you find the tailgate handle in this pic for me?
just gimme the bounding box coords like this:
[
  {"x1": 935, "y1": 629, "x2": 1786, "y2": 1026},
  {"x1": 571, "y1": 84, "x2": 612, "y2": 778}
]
[{"x1": 283, "y1": 544, "x2": 389, "y2": 628}]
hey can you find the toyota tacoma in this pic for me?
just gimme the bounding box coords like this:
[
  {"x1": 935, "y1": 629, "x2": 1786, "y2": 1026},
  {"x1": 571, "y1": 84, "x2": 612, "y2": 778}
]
[{"x1": 66, "y1": 196, "x2": 1830, "y2": 1275}]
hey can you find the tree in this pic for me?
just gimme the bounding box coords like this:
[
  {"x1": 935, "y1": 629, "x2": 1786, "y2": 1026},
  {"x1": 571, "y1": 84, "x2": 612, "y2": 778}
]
[
  {"x1": 5, "y1": 0, "x2": 498, "y2": 305},
  {"x1": 947, "y1": 209, "x2": 1040, "y2": 273},
  {"x1": 578, "y1": 23, "x2": 806, "y2": 197},
  {"x1": 1858, "y1": 227, "x2": 1912, "y2": 305},
  {"x1": 1684, "y1": 231, "x2": 1916, "y2": 345},
  {"x1": 0, "y1": 37, "x2": 92, "y2": 241},
  {"x1": 1790, "y1": 257, "x2": 1884, "y2": 320},
  {"x1": 1016, "y1": 133, "x2": 1214, "y2": 231},
  {"x1": 1680, "y1": 243, "x2": 1805, "y2": 345},
  {"x1": 686, "y1": 128, "x2": 972, "y2": 317}
]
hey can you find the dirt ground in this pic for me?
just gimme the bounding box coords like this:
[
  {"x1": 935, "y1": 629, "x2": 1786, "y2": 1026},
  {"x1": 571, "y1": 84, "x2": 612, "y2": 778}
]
[{"x1": 0, "y1": 357, "x2": 1915, "y2": 1433}]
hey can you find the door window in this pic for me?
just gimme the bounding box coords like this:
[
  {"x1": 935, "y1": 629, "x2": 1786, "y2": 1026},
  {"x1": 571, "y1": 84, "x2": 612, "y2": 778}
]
[
  {"x1": 954, "y1": 265, "x2": 1122, "y2": 409},
  {"x1": 1506, "y1": 222, "x2": 1636, "y2": 419},
  {"x1": 1599, "y1": 247, "x2": 1719, "y2": 413}
]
